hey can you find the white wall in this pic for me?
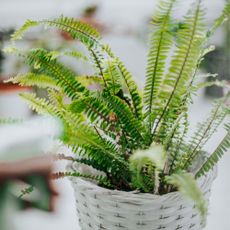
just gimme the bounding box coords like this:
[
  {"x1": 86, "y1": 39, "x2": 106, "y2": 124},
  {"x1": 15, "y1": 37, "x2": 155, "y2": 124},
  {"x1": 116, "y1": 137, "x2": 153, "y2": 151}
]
[{"x1": 0, "y1": 0, "x2": 225, "y2": 28}]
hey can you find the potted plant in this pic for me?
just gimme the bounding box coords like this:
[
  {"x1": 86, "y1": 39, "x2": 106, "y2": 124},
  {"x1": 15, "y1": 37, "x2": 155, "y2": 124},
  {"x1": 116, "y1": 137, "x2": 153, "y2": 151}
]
[{"x1": 5, "y1": 0, "x2": 230, "y2": 229}]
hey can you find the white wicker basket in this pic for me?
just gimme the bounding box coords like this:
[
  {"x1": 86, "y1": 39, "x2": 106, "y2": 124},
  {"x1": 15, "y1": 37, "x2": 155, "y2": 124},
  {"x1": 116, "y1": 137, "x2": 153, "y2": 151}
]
[{"x1": 68, "y1": 163, "x2": 216, "y2": 230}]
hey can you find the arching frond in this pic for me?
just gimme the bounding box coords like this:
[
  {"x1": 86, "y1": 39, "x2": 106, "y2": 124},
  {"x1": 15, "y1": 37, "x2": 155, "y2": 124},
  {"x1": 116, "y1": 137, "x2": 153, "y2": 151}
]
[
  {"x1": 11, "y1": 20, "x2": 39, "y2": 40},
  {"x1": 51, "y1": 171, "x2": 112, "y2": 188},
  {"x1": 152, "y1": 0, "x2": 206, "y2": 141},
  {"x1": 144, "y1": 0, "x2": 177, "y2": 130},
  {"x1": 6, "y1": 73, "x2": 59, "y2": 89},
  {"x1": 101, "y1": 91, "x2": 147, "y2": 148},
  {"x1": 103, "y1": 45, "x2": 143, "y2": 120},
  {"x1": 182, "y1": 98, "x2": 229, "y2": 170},
  {"x1": 12, "y1": 16, "x2": 101, "y2": 47},
  {"x1": 25, "y1": 48, "x2": 88, "y2": 99},
  {"x1": 207, "y1": 2, "x2": 230, "y2": 38},
  {"x1": 20, "y1": 92, "x2": 58, "y2": 116},
  {"x1": 166, "y1": 171, "x2": 207, "y2": 221},
  {"x1": 196, "y1": 124, "x2": 230, "y2": 178}
]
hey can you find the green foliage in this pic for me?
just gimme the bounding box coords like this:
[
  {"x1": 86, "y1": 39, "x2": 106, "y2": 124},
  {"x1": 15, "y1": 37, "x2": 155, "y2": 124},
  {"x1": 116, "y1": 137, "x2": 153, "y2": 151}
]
[
  {"x1": 151, "y1": 0, "x2": 206, "y2": 142},
  {"x1": 166, "y1": 171, "x2": 207, "y2": 221},
  {"x1": 11, "y1": 20, "x2": 39, "y2": 40},
  {"x1": 51, "y1": 171, "x2": 112, "y2": 188},
  {"x1": 129, "y1": 144, "x2": 166, "y2": 193},
  {"x1": 181, "y1": 98, "x2": 229, "y2": 170},
  {"x1": 207, "y1": 2, "x2": 230, "y2": 37},
  {"x1": 8, "y1": 0, "x2": 230, "y2": 220},
  {"x1": 144, "y1": 0, "x2": 176, "y2": 130},
  {"x1": 7, "y1": 73, "x2": 59, "y2": 89},
  {"x1": 196, "y1": 124, "x2": 230, "y2": 178}
]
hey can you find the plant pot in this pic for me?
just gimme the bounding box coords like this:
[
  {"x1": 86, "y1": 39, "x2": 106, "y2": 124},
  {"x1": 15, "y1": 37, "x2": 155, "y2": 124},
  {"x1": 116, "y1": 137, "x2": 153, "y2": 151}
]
[
  {"x1": 0, "y1": 81, "x2": 31, "y2": 118},
  {"x1": 68, "y1": 163, "x2": 217, "y2": 230}
]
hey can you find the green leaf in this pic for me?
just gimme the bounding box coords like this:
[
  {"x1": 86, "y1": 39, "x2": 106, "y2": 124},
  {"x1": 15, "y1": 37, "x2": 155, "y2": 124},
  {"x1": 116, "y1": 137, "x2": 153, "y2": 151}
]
[
  {"x1": 182, "y1": 98, "x2": 229, "y2": 170},
  {"x1": 207, "y1": 3, "x2": 230, "y2": 37},
  {"x1": 130, "y1": 144, "x2": 167, "y2": 170},
  {"x1": 20, "y1": 92, "x2": 58, "y2": 116},
  {"x1": 144, "y1": 0, "x2": 176, "y2": 131},
  {"x1": 11, "y1": 20, "x2": 39, "y2": 40},
  {"x1": 196, "y1": 124, "x2": 230, "y2": 178},
  {"x1": 152, "y1": 0, "x2": 206, "y2": 141},
  {"x1": 166, "y1": 171, "x2": 207, "y2": 221},
  {"x1": 6, "y1": 73, "x2": 59, "y2": 90},
  {"x1": 25, "y1": 48, "x2": 88, "y2": 99}
]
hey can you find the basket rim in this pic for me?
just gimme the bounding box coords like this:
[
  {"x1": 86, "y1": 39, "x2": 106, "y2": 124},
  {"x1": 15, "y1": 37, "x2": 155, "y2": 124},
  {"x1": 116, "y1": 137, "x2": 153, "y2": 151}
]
[{"x1": 69, "y1": 163, "x2": 217, "y2": 200}]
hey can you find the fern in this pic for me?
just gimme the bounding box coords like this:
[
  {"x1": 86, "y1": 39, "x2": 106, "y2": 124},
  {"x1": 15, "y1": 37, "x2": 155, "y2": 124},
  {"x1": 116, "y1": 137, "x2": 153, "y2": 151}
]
[
  {"x1": 0, "y1": 118, "x2": 22, "y2": 125},
  {"x1": 63, "y1": 50, "x2": 88, "y2": 62},
  {"x1": 11, "y1": 19, "x2": 39, "y2": 40},
  {"x1": 207, "y1": 2, "x2": 230, "y2": 38},
  {"x1": 166, "y1": 171, "x2": 207, "y2": 221},
  {"x1": 51, "y1": 171, "x2": 112, "y2": 188},
  {"x1": 144, "y1": 0, "x2": 176, "y2": 132},
  {"x1": 182, "y1": 98, "x2": 229, "y2": 170},
  {"x1": 18, "y1": 186, "x2": 34, "y2": 198},
  {"x1": 26, "y1": 48, "x2": 88, "y2": 99},
  {"x1": 12, "y1": 16, "x2": 101, "y2": 47},
  {"x1": 6, "y1": 73, "x2": 59, "y2": 90},
  {"x1": 196, "y1": 124, "x2": 230, "y2": 178},
  {"x1": 20, "y1": 92, "x2": 58, "y2": 116},
  {"x1": 101, "y1": 91, "x2": 147, "y2": 148},
  {"x1": 102, "y1": 45, "x2": 143, "y2": 119},
  {"x1": 103, "y1": 59, "x2": 122, "y2": 95},
  {"x1": 70, "y1": 95, "x2": 119, "y2": 137},
  {"x1": 152, "y1": 0, "x2": 205, "y2": 141},
  {"x1": 115, "y1": 59, "x2": 143, "y2": 120},
  {"x1": 7, "y1": 0, "x2": 230, "y2": 214}
]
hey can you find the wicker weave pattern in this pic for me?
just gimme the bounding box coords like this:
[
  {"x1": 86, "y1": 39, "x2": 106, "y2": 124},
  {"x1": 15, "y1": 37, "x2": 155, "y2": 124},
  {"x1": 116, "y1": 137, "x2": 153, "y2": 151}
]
[{"x1": 69, "y1": 164, "x2": 216, "y2": 230}]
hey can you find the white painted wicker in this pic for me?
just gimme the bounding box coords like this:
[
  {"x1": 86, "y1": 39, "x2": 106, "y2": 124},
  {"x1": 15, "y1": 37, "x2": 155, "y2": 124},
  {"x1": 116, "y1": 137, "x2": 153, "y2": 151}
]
[{"x1": 69, "y1": 163, "x2": 216, "y2": 230}]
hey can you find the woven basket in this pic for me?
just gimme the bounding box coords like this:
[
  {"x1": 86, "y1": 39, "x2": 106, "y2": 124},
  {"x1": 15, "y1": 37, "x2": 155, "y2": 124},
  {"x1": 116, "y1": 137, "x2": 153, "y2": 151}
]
[{"x1": 68, "y1": 163, "x2": 216, "y2": 230}]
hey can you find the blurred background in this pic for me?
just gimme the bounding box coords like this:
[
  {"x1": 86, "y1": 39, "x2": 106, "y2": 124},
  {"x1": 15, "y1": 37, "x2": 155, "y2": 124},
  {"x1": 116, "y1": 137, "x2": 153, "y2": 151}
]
[{"x1": 0, "y1": 0, "x2": 229, "y2": 229}]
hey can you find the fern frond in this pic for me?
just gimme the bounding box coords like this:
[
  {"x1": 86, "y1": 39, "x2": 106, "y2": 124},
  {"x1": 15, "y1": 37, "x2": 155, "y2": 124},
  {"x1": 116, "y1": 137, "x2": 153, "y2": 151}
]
[
  {"x1": 167, "y1": 113, "x2": 189, "y2": 173},
  {"x1": 11, "y1": 20, "x2": 39, "y2": 40},
  {"x1": 20, "y1": 92, "x2": 58, "y2": 116},
  {"x1": 71, "y1": 145, "x2": 130, "y2": 187},
  {"x1": 103, "y1": 59, "x2": 122, "y2": 95},
  {"x1": 196, "y1": 124, "x2": 230, "y2": 178},
  {"x1": 144, "y1": 0, "x2": 176, "y2": 130},
  {"x1": 60, "y1": 106, "x2": 128, "y2": 172},
  {"x1": 207, "y1": 2, "x2": 230, "y2": 38},
  {"x1": 70, "y1": 95, "x2": 118, "y2": 136},
  {"x1": 43, "y1": 15, "x2": 101, "y2": 40},
  {"x1": 47, "y1": 89, "x2": 67, "y2": 115},
  {"x1": 6, "y1": 73, "x2": 59, "y2": 90},
  {"x1": 102, "y1": 91, "x2": 146, "y2": 148},
  {"x1": 77, "y1": 75, "x2": 103, "y2": 88},
  {"x1": 152, "y1": 0, "x2": 206, "y2": 141},
  {"x1": 102, "y1": 44, "x2": 143, "y2": 119},
  {"x1": 115, "y1": 59, "x2": 143, "y2": 119},
  {"x1": 88, "y1": 48, "x2": 107, "y2": 86},
  {"x1": 166, "y1": 171, "x2": 207, "y2": 220},
  {"x1": 182, "y1": 98, "x2": 229, "y2": 170},
  {"x1": 18, "y1": 186, "x2": 34, "y2": 198},
  {"x1": 129, "y1": 145, "x2": 166, "y2": 193},
  {"x1": 63, "y1": 50, "x2": 88, "y2": 62},
  {"x1": 51, "y1": 171, "x2": 112, "y2": 188},
  {"x1": 0, "y1": 118, "x2": 22, "y2": 125},
  {"x1": 12, "y1": 16, "x2": 101, "y2": 47},
  {"x1": 26, "y1": 48, "x2": 88, "y2": 99}
]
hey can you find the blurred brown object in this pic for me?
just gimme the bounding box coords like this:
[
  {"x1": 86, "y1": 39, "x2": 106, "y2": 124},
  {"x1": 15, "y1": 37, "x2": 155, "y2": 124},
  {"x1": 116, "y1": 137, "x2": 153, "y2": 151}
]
[{"x1": 0, "y1": 155, "x2": 58, "y2": 212}]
